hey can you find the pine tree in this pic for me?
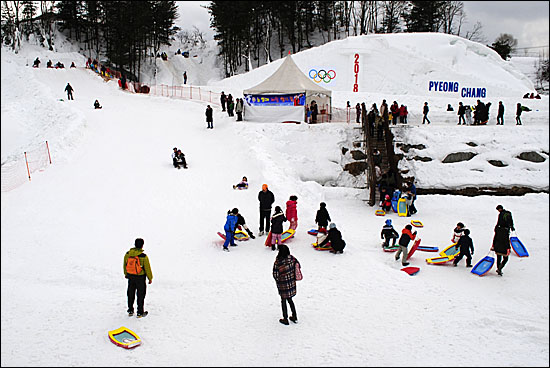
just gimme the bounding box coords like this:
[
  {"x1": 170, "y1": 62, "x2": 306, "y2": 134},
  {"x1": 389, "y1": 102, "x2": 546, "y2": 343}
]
[{"x1": 404, "y1": 1, "x2": 446, "y2": 33}]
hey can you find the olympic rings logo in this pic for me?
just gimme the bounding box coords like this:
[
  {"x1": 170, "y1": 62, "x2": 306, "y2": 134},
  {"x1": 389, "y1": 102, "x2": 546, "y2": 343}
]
[{"x1": 309, "y1": 69, "x2": 336, "y2": 83}]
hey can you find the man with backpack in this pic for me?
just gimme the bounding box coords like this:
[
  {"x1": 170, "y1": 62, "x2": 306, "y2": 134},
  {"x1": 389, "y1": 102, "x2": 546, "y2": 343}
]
[{"x1": 123, "y1": 238, "x2": 153, "y2": 317}]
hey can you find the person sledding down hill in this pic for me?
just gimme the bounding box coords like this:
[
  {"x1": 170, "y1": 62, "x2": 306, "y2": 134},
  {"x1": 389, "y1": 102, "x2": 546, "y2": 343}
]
[
  {"x1": 381, "y1": 219, "x2": 399, "y2": 248},
  {"x1": 233, "y1": 176, "x2": 248, "y2": 189},
  {"x1": 171, "y1": 147, "x2": 188, "y2": 169}
]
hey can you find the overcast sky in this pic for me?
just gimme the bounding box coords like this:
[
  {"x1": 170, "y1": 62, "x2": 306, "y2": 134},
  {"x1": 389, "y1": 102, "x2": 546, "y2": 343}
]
[{"x1": 176, "y1": 1, "x2": 549, "y2": 52}]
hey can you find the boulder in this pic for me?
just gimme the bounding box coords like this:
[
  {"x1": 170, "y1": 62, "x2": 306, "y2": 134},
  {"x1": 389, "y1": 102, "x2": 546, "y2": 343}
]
[
  {"x1": 442, "y1": 152, "x2": 477, "y2": 163},
  {"x1": 488, "y1": 160, "x2": 508, "y2": 167},
  {"x1": 342, "y1": 147, "x2": 349, "y2": 155},
  {"x1": 344, "y1": 161, "x2": 368, "y2": 176},
  {"x1": 350, "y1": 150, "x2": 367, "y2": 160},
  {"x1": 517, "y1": 151, "x2": 546, "y2": 163},
  {"x1": 396, "y1": 143, "x2": 427, "y2": 153},
  {"x1": 412, "y1": 156, "x2": 432, "y2": 162},
  {"x1": 466, "y1": 142, "x2": 478, "y2": 147}
]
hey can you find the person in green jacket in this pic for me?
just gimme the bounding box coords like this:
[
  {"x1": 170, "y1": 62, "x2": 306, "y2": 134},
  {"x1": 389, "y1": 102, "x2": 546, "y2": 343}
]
[{"x1": 123, "y1": 238, "x2": 153, "y2": 317}]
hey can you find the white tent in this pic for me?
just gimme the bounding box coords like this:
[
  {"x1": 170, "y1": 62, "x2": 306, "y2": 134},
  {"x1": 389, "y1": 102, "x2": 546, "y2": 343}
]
[{"x1": 243, "y1": 55, "x2": 332, "y2": 123}]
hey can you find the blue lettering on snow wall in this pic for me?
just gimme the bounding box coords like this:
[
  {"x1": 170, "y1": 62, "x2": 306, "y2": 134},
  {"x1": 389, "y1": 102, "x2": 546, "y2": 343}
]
[{"x1": 428, "y1": 81, "x2": 486, "y2": 98}]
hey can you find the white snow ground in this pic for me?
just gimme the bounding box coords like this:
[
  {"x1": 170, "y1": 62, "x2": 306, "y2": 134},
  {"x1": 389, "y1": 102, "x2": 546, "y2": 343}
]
[{"x1": 1, "y1": 35, "x2": 549, "y2": 366}]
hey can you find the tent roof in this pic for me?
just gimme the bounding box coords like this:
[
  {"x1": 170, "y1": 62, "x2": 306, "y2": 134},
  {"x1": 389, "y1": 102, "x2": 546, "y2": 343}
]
[{"x1": 243, "y1": 55, "x2": 332, "y2": 96}]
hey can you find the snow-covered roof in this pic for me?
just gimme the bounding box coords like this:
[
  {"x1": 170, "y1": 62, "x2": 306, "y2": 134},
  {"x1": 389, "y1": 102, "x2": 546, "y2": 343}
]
[{"x1": 243, "y1": 55, "x2": 331, "y2": 96}]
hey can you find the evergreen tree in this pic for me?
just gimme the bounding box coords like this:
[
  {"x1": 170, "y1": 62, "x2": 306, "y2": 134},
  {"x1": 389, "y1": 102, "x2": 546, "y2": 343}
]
[
  {"x1": 404, "y1": 1, "x2": 446, "y2": 32},
  {"x1": 21, "y1": 0, "x2": 36, "y2": 39},
  {"x1": 489, "y1": 33, "x2": 518, "y2": 60}
]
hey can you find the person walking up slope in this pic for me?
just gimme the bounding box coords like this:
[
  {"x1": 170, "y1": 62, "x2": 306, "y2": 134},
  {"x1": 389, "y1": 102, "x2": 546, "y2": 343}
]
[
  {"x1": 123, "y1": 238, "x2": 153, "y2": 318},
  {"x1": 422, "y1": 102, "x2": 431, "y2": 124},
  {"x1": 272, "y1": 244, "x2": 300, "y2": 325},
  {"x1": 492, "y1": 205, "x2": 514, "y2": 275},
  {"x1": 453, "y1": 229, "x2": 474, "y2": 267},
  {"x1": 395, "y1": 224, "x2": 417, "y2": 266},
  {"x1": 65, "y1": 83, "x2": 74, "y2": 100}
]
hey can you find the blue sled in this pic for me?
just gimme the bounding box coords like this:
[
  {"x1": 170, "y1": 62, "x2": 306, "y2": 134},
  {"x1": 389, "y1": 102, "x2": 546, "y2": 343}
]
[
  {"x1": 510, "y1": 237, "x2": 529, "y2": 257},
  {"x1": 471, "y1": 256, "x2": 494, "y2": 276}
]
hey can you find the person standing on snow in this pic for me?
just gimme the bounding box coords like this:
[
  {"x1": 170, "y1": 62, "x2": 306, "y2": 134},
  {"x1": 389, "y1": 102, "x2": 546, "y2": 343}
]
[
  {"x1": 315, "y1": 202, "x2": 331, "y2": 231},
  {"x1": 123, "y1": 238, "x2": 153, "y2": 318},
  {"x1": 205, "y1": 105, "x2": 213, "y2": 129},
  {"x1": 492, "y1": 205, "x2": 514, "y2": 276},
  {"x1": 395, "y1": 224, "x2": 417, "y2": 267},
  {"x1": 356, "y1": 103, "x2": 361, "y2": 124},
  {"x1": 422, "y1": 102, "x2": 431, "y2": 124},
  {"x1": 285, "y1": 195, "x2": 298, "y2": 230},
  {"x1": 457, "y1": 102, "x2": 466, "y2": 125},
  {"x1": 64, "y1": 83, "x2": 74, "y2": 100},
  {"x1": 258, "y1": 184, "x2": 275, "y2": 236},
  {"x1": 270, "y1": 206, "x2": 287, "y2": 251},
  {"x1": 273, "y1": 243, "x2": 300, "y2": 325},
  {"x1": 453, "y1": 229, "x2": 474, "y2": 267},
  {"x1": 220, "y1": 92, "x2": 227, "y2": 112},
  {"x1": 222, "y1": 208, "x2": 239, "y2": 251},
  {"x1": 496, "y1": 101, "x2": 505, "y2": 125},
  {"x1": 515, "y1": 103, "x2": 522, "y2": 125},
  {"x1": 183, "y1": 71, "x2": 187, "y2": 85},
  {"x1": 235, "y1": 98, "x2": 244, "y2": 121}
]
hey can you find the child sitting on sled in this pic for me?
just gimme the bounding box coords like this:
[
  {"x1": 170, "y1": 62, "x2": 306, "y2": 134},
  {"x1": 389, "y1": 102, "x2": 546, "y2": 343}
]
[
  {"x1": 381, "y1": 219, "x2": 399, "y2": 247},
  {"x1": 381, "y1": 194, "x2": 392, "y2": 212},
  {"x1": 233, "y1": 176, "x2": 248, "y2": 189}
]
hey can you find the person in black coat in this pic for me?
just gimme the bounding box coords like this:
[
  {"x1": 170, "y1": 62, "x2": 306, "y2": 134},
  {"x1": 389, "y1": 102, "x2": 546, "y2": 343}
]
[
  {"x1": 220, "y1": 92, "x2": 227, "y2": 112},
  {"x1": 229, "y1": 209, "x2": 255, "y2": 239},
  {"x1": 315, "y1": 202, "x2": 331, "y2": 230},
  {"x1": 497, "y1": 101, "x2": 504, "y2": 125},
  {"x1": 492, "y1": 205, "x2": 514, "y2": 275},
  {"x1": 355, "y1": 103, "x2": 361, "y2": 123},
  {"x1": 319, "y1": 223, "x2": 346, "y2": 253},
  {"x1": 205, "y1": 105, "x2": 213, "y2": 129},
  {"x1": 270, "y1": 206, "x2": 287, "y2": 251},
  {"x1": 64, "y1": 83, "x2": 74, "y2": 100},
  {"x1": 258, "y1": 184, "x2": 275, "y2": 236},
  {"x1": 453, "y1": 229, "x2": 474, "y2": 267},
  {"x1": 515, "y1": 103, "x2": 522, "y2": 125},
  {"x1": 457, "y1": 102, "x2": 466, "y2": 125},
  {"x1": 422, "y1": 102, "x2": 430, "y2": 124}
]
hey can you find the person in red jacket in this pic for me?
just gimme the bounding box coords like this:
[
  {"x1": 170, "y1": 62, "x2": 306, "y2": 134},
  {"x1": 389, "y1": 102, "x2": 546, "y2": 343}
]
[
  {"x1": 390, "y1": 101, "x2": 399, "y2": 125},
  {"x1": 395, "y1": 224, "x2": 417, "y2": 266},
  {"x1": 399, "y1": 104, "x2": 408, "y2": 124},
  {"x1": 285, "y1": 195, "x2": 298, "y2": 230}
]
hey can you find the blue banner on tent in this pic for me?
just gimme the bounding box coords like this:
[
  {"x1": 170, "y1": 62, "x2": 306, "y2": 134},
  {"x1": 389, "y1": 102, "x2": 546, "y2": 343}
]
[{"x1": 244, "y1": 93, "x2": 305, "y2": 106}]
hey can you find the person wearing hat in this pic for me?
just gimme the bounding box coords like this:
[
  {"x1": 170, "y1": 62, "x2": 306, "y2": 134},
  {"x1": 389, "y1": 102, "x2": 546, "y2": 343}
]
[
  {"x1": 453, "y1": 229, "x2": 474, "y2": 267},
  {"x1": 123, "y1": 238, "x2": 153, "y2": 318},
  {"x1": 381, "y1": 194, "x2": 392, "y2": 212},
  {"x1": 396, "y1": 224, "x2": 417, "y2": 266},
  {"x1": 451, "y1": 222, "x2": 466, "y2": 244},
  {"x1": 171, "y1": 147, "x2": 179, "y2": 168},
  {"x1": 205, "y1": 105, "x2": 214, "y2": 129},
  {"x1": 222, "y1": 208, "x2": 239, "y2": 251},
  {"x1": 381, "y1": 219, "x2": 399, "y2": 248},
  {"x1": 258, "y1": 184, "x2": 275, "y2": 236},
  {"x1": 229, "y1": 208, "x2": 255, "y2": 239},
  {"x1": 285, "y1": 195, "x2": 298, "y2": 230},
  {"x1": 270, "y1": 206, "x2": 287, "y2": 251},
  {"x1": 318, "y1": 223, "x2": 346, "y2": 254},
  {"x1": 492, "y1": 205, "x2": 515, "y2": 276}
]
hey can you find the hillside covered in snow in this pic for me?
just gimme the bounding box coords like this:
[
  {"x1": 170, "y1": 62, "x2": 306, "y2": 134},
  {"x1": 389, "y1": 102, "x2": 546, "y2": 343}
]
[{"x1": 1, "y1": 33, "x2": 548, "y2": 366}]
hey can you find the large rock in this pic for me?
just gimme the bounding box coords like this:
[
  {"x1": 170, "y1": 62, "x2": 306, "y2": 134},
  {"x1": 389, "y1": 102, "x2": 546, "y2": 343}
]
[
  {"x1": 466, "y1": 142, "x2": 478, "y2": 147},
  {"x1": 344, "y1": 161, "x2": 368, "y2": 176},
  {"x1": 412, "y1": 156, "x2": 433, "y2": 162},
  {"x1": 350, "y1": 150, "x2": 368, "y2": 160},
  {"x1": 442, "y1": 152, "x2": 477, "y2": 163},
  {"x1": 517, "y1": 151, "x2": 546, "y2": 163},
  {"x1": 488, "y1": 160, "x2": 508, "y2": 167},
  {"x1": 342, "y1": 147, "x2": 349, "y2": 155},
  {"x1": 396, "y1": 143, "x2": 427, "y2": 153}
]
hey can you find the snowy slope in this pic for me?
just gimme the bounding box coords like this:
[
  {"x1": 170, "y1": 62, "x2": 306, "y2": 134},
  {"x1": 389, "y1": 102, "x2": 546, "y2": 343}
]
[{"x1": 1, "y1": 41, "x2": 549, "y2": 367}]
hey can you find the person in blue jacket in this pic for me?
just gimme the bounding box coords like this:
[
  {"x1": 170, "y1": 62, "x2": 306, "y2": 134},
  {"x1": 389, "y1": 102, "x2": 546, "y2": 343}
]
[{"x1": 223, "y1": 208, "x2": 239, "y2": 251}]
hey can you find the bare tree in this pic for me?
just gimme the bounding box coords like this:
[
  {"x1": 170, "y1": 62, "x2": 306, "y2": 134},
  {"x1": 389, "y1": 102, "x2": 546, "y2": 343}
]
[
  {"x1": 463, "y1": 21, "x2": 486, "y2": 43},
  {"x1": 441, "y1": 1, "x2": 464, "y2": 35},
  {"x1": 381, "y1": 0, "x2": 406, "y2": 33}
]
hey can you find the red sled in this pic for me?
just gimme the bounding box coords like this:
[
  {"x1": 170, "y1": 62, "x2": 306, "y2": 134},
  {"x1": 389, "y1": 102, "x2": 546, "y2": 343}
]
[{"x1": 401, "y1": 266, "x2": 420, "y2": 276}]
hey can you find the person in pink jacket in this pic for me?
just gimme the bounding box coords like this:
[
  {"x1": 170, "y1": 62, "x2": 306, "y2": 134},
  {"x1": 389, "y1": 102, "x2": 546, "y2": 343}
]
[{"x1": 285, "y1": 195, "x2": 298, "y2": 230}]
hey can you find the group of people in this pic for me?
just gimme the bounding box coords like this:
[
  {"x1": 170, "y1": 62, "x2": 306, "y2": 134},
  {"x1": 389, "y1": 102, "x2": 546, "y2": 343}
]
[
  {"x1": 306, "y1": 101, "x2": 319, "y2": 124},
  {"x1": 33, "y1": 57, "x2": 74, "y2": 69},
  {"x1": 523, "y1": 92, "x2": 541, "y2": 99},
  {"x1": 456, "y1": 100, "x2": 525, "y2": 125},
  {"x1": 219, "y1": 92, "x2": 244, "y2": 121}
]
